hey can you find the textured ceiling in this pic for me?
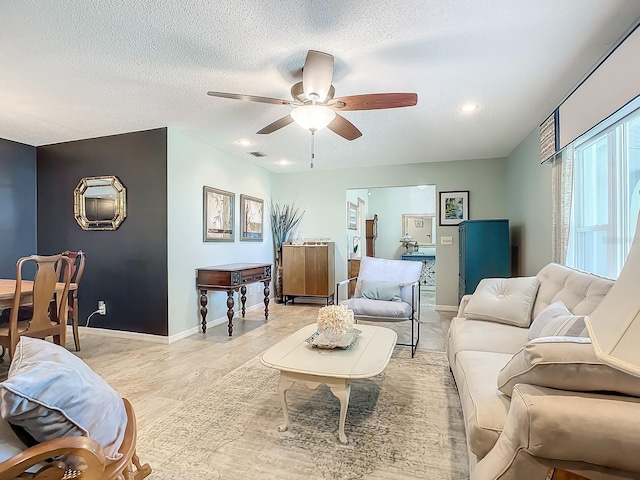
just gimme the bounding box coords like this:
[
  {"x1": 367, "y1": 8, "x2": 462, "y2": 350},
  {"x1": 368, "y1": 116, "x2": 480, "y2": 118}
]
[{"x1": 1, "y1": 1, "x2": 640, "y2": 172}]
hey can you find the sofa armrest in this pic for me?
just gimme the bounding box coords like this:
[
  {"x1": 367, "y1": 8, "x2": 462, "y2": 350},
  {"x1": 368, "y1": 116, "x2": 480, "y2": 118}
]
[
  {"x1": 472, "y1": 384, "x2": 640, "y2": 480},
  {"x1": 0, "y1": 436, "x2": 106, "y2": 479},
  {"x1": 457, "y1": 294, "x2": 472, "y2": 317}
]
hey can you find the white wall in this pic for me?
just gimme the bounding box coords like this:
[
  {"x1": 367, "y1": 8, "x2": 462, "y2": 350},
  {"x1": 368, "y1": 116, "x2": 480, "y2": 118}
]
[
  {"x1": 365, "y1": 185, "x2": 436, "y2": 259},
  {"x1": 167, "y1": 130, "x2": 275, "y2": 337},
  {"x1": 272, "y1": 158, "x2": 508, "y2": 308}
]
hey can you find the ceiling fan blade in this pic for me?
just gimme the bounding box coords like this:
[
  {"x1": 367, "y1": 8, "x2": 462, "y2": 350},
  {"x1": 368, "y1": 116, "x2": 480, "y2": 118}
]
[
  {"x1": 302, "y1": 50, "x2": 334, "y2": 103},
  {"x1": 327, "y1": 114, "x2": 362, "y2": 141},
  {"x1": 328, "y1": 93, "x2": 418, "y2": 111},
  {"x1": 256, "y1": 115, "x2": 295, "y2": 134},
  {"x1": 207, "y1": 91, "x2": 293, "y2": 106}
]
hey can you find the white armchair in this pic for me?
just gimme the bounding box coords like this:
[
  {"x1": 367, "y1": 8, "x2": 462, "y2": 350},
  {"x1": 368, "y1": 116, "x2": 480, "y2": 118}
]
[{"x1": 337, "y1": 256, "x2": 422, "y2": 357}]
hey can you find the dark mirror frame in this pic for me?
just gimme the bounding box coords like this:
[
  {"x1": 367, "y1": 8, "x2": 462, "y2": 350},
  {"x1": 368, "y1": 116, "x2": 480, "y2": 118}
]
[{"x1": 73, "y1": 175, "x2": 127, "y2": 231}]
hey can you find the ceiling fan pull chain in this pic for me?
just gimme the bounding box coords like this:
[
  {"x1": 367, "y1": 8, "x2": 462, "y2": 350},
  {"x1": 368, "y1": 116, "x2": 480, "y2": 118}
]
[{"x1": 310, "y1": 129, "x2": 316, "y2": 169}]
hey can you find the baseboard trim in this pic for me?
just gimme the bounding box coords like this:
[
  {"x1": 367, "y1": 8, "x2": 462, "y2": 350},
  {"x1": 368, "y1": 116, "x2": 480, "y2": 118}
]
[
  {"x1": 435, "y1": 304, "x2": 458, "y2": 312},
  {"x1": 79, "y1": 302, "x2": 268, "y2": 344}
]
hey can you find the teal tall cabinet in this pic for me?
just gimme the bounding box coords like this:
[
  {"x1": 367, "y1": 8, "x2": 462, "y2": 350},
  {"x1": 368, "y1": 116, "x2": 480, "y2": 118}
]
[{"x1": 458, "y1": 219, "x2": 510, "y2": 302}]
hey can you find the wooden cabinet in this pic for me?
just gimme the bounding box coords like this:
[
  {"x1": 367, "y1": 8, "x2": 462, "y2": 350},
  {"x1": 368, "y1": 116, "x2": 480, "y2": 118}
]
[
  {"x1": 282, "y1": 243, "x2": 335, "y2": 304},
  {"x1": 347, "y1": 258, "x2": 361, "y2": 298},
  {"x1": 365, "y1": 214, "x2": 378, "y2": 257},
  {"x1": 459, "y1": 219, "x2": 510, "y2": 303}
]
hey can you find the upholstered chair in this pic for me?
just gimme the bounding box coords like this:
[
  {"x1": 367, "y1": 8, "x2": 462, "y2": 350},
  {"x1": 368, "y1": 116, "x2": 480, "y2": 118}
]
[{"x1": 337, "y1": 256, "x2": 422, "y2": 357}]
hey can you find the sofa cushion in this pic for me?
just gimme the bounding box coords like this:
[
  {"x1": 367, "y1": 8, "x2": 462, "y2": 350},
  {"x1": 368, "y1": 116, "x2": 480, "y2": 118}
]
[
  {"x1": 447, "y1": 317, "x2": 530, "y2": 362},
  {"x1": 497, "y1": 336, "x2": 640, "y2": 397},
  {"x1": 454, "y1": 351, "x2": 513, "y2": 459},
  {"x1": 533, "y1": 263, "x2": 614, "y2": 319},
  {"x1": 360, "y1": 280, "x2": 402, "y2": 302},
  {"x1": 464, "y1": 277, "x2": 540, "y2": 327},
  {"x1": 0, "y1": 337, "x2": 127, "y2": 461},
  {"x1": 528, "y1": 300, "x2": 588, "y2": 340}
]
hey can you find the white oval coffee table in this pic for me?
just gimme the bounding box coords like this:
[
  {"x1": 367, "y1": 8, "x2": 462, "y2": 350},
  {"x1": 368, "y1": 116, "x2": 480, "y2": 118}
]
[{"x1": 261, "y1": 323, "x2": 397, "y2": 444}]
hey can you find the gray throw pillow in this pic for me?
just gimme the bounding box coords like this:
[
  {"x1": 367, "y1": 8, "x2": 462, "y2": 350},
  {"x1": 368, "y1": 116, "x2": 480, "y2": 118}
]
[
  {"x1": 528, "y1": 300, "x2": 588, "y2": 340},
  {"x1": 360, "y1": 280, "x2": 403, "y2": 302},
  {"x1": 0, "y1": 337, "x2": 127, "y2": 461}
]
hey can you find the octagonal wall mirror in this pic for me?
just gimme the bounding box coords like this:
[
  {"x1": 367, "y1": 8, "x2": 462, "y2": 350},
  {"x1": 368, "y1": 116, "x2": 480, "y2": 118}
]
[{"x1": 74, "y1": 176, "x2": 127, "y2": 231}]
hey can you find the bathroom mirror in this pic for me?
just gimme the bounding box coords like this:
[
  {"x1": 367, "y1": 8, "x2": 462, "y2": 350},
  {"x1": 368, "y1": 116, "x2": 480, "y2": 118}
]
[
  {"x1": 74, "y1": 175, "x2": 127, "y2": 230},
  {"x1": 402, "y1": 214, "x2": 436, "y2": 246}
]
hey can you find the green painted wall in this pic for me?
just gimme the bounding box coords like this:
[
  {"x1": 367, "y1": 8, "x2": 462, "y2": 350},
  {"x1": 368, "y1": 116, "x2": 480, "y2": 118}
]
[
  {"x1": 505, "y1": 128, "x2": 553, "y2": 276},
  {"x1": 272, "y1": 157, "x2": 508, "y2": 308}
]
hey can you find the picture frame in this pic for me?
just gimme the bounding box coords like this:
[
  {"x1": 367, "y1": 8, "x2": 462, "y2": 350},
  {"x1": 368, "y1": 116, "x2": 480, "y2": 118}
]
[
  {"x1": 439, "y1": 190, "x2": 470, "y2": 226},
  {"x1": 347, "y1": 201, "x2": 358, "y2": 230},
  {"x1": 203, "y1": 186, "x2": 235, "y2": 242},
  {"x1": 240, "y1": 194, "x2": 264, "y2": 241}
]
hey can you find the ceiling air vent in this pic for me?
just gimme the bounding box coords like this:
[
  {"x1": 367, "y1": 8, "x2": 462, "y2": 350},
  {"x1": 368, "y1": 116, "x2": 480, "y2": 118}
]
[{"x1": 249, "y1": 151, "x2": 267, "y2": 158}]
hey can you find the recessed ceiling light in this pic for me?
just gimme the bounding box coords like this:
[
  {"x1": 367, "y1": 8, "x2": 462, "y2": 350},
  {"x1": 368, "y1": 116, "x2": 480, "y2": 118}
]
[
  {"x1": 460, "y1": 104, "x2": 478, "y2": 113},
  {"x1": 236, "y1": 138, "x2": 254, "y2": 146},
  {"x1": 276, "y1": 159, "x2": 291, "y2": 166}
]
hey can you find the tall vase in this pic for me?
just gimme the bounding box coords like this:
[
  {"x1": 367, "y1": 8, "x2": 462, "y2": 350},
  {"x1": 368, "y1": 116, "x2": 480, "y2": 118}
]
[
  {"x1": 275, "y1": 263, "x2": 284, "y2": 303},
  {"x1": 273, "y1": 249, "x2": 285, "y2": 303}
]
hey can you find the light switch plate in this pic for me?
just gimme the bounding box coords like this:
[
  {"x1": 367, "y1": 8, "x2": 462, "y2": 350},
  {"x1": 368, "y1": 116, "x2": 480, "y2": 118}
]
[{"x1": 440, "y1": 236, "x2": 453, "y2": 245}]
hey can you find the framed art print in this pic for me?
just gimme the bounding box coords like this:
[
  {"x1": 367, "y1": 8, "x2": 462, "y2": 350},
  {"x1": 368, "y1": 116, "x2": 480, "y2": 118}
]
[
  {"x1": 203, "y1": 186, "x2": 234, "y2": 241},
  {"x1": 240, "y1": 194, "x2": 264, "y2": 241},
  {"x1": 439, "y1": 190, "x2": 469, "y2": 226}
]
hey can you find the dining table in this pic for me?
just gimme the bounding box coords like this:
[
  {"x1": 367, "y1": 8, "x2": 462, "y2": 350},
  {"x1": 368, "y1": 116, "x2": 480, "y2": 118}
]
[{"x1": 0, "y1": 279, "x2": 78, "y2": 318}]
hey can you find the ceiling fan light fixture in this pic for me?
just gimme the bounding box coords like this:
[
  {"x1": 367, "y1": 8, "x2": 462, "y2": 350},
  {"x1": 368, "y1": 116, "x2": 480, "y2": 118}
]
[{"x1": 291, "y1": 105, "x2": 336, "y2": 131}]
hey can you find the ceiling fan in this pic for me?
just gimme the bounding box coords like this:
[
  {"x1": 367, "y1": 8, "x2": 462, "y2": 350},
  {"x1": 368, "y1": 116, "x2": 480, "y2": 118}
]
[{"x1": 207, "y1": 50, "x2": 418, "y2": 143}]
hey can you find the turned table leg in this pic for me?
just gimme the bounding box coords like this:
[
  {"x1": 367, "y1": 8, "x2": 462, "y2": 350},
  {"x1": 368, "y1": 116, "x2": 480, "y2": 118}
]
[
  {"x1": 240, "y1": 285, "x2": 247, "y2": 317},
  {"x1": 226, "y1": 289, "x2": 235, "y2": 336},
  {"x1": 199, "y1": 289, "x2": 208, "y2": 333},
  {"x1": 263, "y1": 280, "x2": 270, "y2": 321}
]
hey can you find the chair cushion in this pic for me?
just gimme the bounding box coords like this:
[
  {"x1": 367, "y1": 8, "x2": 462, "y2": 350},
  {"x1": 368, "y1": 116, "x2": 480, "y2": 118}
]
[
  {"x1": 0, "y1": 337, "x2": 126, "y2": 461},
  {"x1": 360, "y1": 280, "x2": 403, "y2": 302},
  {"x1": 528, "y1": 300, "x2": 587, "y2": 340},
  {"x1": 497, "y1": 336, "x2": 640, "y2": 397},
  {"x1": 465, "y1": 277, "x2": 540, "y2": 327},
  {"x1": 340, "y1": 297, "x2": 412, "y2": 319}
]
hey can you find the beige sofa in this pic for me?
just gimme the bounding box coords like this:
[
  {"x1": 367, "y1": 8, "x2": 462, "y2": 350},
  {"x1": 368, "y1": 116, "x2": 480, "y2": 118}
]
[{"x1": 447, "y1": 263, "x2": 640, "y2": 480}]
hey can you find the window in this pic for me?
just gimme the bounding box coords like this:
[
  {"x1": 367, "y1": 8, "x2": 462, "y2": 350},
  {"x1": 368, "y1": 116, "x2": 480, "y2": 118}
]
[{"x1": 567, "y1": 105, "x2": 640, "y2": 278}]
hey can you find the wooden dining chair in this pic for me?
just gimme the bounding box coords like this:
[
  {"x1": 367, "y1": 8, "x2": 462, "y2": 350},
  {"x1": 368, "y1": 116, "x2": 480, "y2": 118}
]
[
  {"x1": 0, "y1": 254, "x2": 72, "y2": 360},
  {"x1": 61, "y1": 250, "x2": 86, "y2": 351}
]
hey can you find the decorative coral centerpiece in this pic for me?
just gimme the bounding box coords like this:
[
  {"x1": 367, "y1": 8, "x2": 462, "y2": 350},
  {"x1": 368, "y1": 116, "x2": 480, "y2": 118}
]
[{"x1": 316, "y1": 304, "x2": 355, "y2": 343}]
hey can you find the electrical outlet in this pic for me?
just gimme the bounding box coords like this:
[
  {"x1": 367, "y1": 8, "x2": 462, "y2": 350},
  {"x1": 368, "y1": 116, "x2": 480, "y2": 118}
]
[{"x1": 98, "y1": 301, "x2": 106, "y2": 315}]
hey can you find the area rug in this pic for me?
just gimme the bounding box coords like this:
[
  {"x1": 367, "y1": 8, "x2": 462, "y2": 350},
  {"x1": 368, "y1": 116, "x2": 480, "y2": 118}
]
[{"x1": 137, "y1": 350, "x2": 468, "y2": 479}]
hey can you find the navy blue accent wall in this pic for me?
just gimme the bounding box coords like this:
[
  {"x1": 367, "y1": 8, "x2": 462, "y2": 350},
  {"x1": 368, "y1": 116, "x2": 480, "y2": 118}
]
[
  {"x1": 36, "y1": 128, "x2": 168, "y2": 336},
  {"x1": 0, "y1": 138, "x2": 37, "y2": 278}
]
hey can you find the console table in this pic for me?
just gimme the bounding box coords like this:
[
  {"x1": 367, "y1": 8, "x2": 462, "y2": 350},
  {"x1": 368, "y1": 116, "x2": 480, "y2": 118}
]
[
  {"x1": 401, "y1": 253, "x2": 435, "y2": 287},
  {"x1": 196, "y1": 263, "x2": 271, "y2": 336}
]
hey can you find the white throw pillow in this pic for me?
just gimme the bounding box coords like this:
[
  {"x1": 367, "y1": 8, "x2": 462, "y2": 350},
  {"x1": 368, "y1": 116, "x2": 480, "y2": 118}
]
[
  {"x1": 0, "y1": 337, "x2": 126, "y2": 461},
  {"x1": 497, "y1": 336, "x2": 640, "y2": 397},
  {"x1": 528, "y1": 300, "x2": 588, "y2": 340},
  {"x1": 464, "y1": 277, "x2": 540, "y2": 327}
]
